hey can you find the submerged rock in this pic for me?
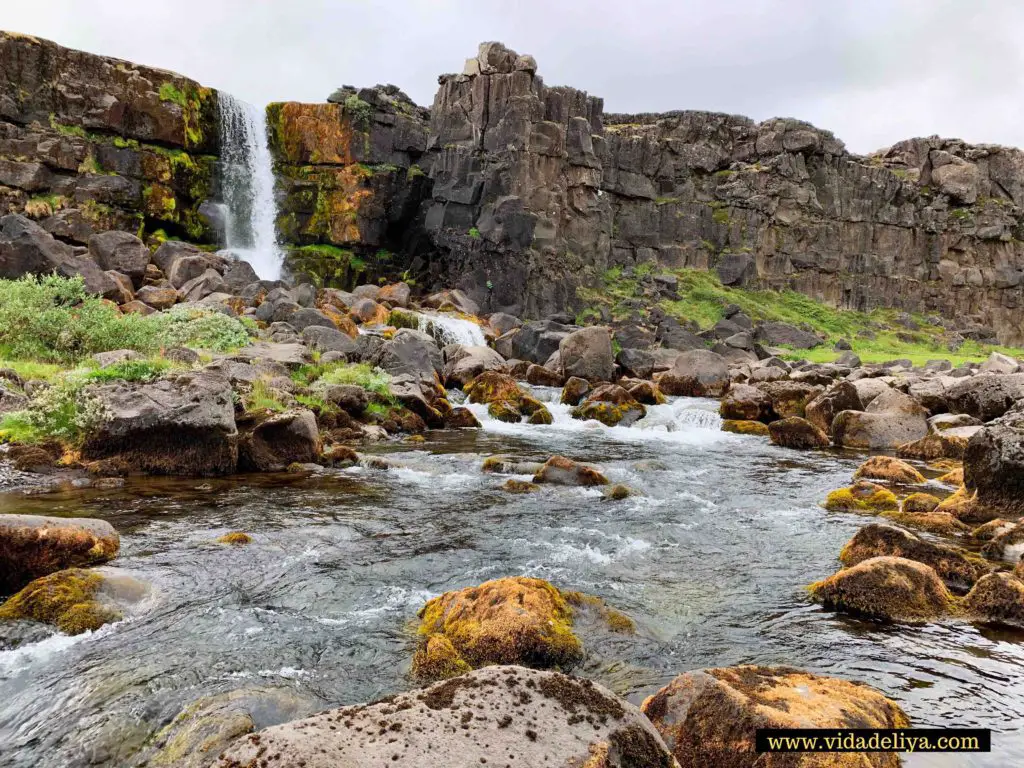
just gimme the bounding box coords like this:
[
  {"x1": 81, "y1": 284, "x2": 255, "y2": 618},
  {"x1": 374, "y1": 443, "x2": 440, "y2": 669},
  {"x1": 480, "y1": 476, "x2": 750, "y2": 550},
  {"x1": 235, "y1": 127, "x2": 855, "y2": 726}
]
[
  {"x1": 214, "y1": 665, "x2": 675, "y2": 768},
  {"x1": 809, "y1": 556, "x2": 953, "y2": 623},
  {"x1": 560, "y1": 376, "x2": 590, "y2": 405},
  {"x1": 572, "y1": 384, "x2": 646, "y2": 427},
  {"x1": 642, "y1": 665, "x2": 908, "y2": 768},
  {"x1": 901, "y1": 492, "x2": 941, "y2": 514},
  {"x1": 839, "y1": 523, "x2": 985, "y2": 591},
  {"x1": 853, "y1": 456, "x2": 925, "y2": 484},
  {"x1": 411, "y1": 577, "x2": 583, "y2": 680},
  {"x1": 0, "y1": 514, "x2": 119, "y2": 593},
  {"x1": 721, "y1": 419, "x2": 770, "y2": 436},
  {"x1": 533, "y1": 455, "x2": 609, "y2": 486}
]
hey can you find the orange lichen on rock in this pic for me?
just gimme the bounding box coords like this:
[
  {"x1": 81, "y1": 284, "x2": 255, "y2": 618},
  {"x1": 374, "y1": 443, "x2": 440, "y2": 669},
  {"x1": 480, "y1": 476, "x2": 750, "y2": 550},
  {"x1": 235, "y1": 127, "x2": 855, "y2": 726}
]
[
  {"x1": 853, "y1": 456, "x2": 925, "y2": 484},
  {"x1": 269, "y1": 103, "x2": 359, "y2": 165}
]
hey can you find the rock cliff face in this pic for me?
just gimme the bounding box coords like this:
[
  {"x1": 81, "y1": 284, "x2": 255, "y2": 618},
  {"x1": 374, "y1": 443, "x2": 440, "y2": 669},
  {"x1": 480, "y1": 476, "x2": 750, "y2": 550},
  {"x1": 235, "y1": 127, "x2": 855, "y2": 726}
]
[
  {"x1": 0, "y1": 31, "x2": 219, "y2": 246},
  {"x1": 272, "y1": 41, "x2": 1024, "y2": 343}
]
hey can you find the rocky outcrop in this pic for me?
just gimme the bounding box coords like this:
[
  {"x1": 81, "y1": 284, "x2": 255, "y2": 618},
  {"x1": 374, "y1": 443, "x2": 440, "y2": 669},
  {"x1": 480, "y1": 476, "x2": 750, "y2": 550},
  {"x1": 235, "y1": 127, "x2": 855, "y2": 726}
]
[
  {"x1": 214, "y1": 666, "x2": 676, "y2": 768},
  {"x1": 0, "y1": 31, "x2": 218, "y2": 245}
]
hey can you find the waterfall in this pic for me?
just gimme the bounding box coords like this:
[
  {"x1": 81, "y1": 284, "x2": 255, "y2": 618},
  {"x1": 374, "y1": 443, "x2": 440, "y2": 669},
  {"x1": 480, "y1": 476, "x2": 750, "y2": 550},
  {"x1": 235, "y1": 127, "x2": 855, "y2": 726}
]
[
  {"x1": 416, "y1": 312, "x2": 487, "y2": 347},
  {"x1": 216, "y1": 93, "x2": 282, "y2": 280}
]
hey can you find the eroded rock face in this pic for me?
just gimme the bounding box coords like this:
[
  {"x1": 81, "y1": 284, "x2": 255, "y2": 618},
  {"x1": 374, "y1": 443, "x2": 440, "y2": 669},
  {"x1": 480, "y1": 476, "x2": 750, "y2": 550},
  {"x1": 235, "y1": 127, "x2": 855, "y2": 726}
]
[
  {"x1": 214, "y1": 666, "x2": 676, "y2": 768},
  {"x1": 238, "y1": 409, "x2": 320, "y2": 472},
  {"x1": 82, "y1": 371, "x2": 238, "y2": 476},
  {"x1": 964, "y1": 403, "x2": 1024, "y2": 516},
  {"x1": 642, "y1": 665, "x2": 908, "y2": 768},
  {"x1": 0, "y1": 31, "x2": 217, "y2": 245},
  {"x1": 0, "y1": 515, "x2": 119, "y2": 594}
]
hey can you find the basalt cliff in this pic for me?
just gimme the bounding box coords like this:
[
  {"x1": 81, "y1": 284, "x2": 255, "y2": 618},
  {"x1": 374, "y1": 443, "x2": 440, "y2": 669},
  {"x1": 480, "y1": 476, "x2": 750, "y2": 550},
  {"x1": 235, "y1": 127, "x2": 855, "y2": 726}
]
[{"x1": 4, "y1": 33, "x2": 1024, "y2": 343}]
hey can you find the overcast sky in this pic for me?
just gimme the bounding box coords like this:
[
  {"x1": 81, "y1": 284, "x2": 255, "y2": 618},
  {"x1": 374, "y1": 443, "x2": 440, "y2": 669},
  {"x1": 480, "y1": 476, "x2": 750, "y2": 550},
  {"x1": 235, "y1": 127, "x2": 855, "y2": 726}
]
[{"x1": 5, "y1": 0, "x2": 1023, "y2": 154}]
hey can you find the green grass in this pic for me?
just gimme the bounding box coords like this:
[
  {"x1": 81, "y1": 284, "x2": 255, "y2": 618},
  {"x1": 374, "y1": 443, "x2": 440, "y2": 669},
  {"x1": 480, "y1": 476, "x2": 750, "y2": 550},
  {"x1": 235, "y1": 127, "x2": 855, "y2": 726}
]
[
  {"x1": 244, "y1": 379, "x2": 288, "y2": 414},
  {"x1": 578, "y1": 266, "x2": 1024, "y2": 365},
  {"x1": 82, "y1": 358, "x2": 174, "y2": 383},
  {"x1": 0, "y1": 359, "x2": 66, "y2": 381}
]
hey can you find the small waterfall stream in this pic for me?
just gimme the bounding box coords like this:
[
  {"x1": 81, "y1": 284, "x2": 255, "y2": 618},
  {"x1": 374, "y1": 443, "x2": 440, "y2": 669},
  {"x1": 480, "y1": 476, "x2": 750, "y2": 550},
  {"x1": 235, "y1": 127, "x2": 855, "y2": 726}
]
[
  {"x1": 216, "y1": 93, "x2": 282, "y2": 280},
  {"x1": 415, "y1": 312, "x2": 486, "y2": 347}
]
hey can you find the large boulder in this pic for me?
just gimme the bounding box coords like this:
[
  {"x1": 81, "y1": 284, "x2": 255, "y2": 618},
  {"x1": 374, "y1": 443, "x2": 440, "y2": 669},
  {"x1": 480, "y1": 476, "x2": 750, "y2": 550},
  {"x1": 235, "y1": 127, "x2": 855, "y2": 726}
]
[
  {"x1": 367, "y1": 329, "x2": 442, "y2": 381},
  {"x1": 82, "y1": 371, "x2": 238, "y2": 476},
  {"x1": 754, "y1": 321, "x2": 822, "y2": 349},
  {"x1": 215, "y1": 666, "x2": 675, "y2": 768},
  {"x1": 947, "y1": 373, "x2": 1024, "y2": 422},
  {"x1": 87, "y1": 230, "x2": 150, "y2": 286},
  {"x1": 758, "y1": 380, "x2": 823, "y2": 419},
  {"x1": 0, "y1": 515, "x2": 119, "y2": 594},
  {"x1": 768, "y1": 417, "x2": 829, "y2": 449},
  {"x1": 839, "y1": 523, "x2": 984, "y2": 591},
  {"x1": 853, "y1": 456, "x2": 924, "y2": 484},
  {"x1": 964, "y1": 403, "x2": 1024, "y2": 516},
  {"x1": 238, "y1": 409, "x2": 320, "y2": 472},
  {"x1": 443, "y1": 345, "x2": 506, "y2": 388},
  {"x1": 642, "y1": 666, "x2": 908, "y2": 768},
  {"x1": 963, "y1": 572, "x2": 1024, "y2": 630},
  {"x1": 809, "y1": 556, "x2": 953, "y2": 624},
  {"x1": 0, "y1": 214, "x2": 116, "y2": 297},
  {"x1": 719, "y1": 383, "x2": 772, "y2": 421},
  {"x1": 412, "y1": 577, "x2": 582, "y2": 680},
  {"x1": 657, "y1": 350, "x2": 729, "y2": 397},
  {"x1": 832, "y1": 389, "x2": 929, "y2": 449},
  {"x1": 558, "y1": 326, "x2": 615, "y2": 382},
  {"x1": 805, "y1": 381, "x2": 863, "y2": 435}
]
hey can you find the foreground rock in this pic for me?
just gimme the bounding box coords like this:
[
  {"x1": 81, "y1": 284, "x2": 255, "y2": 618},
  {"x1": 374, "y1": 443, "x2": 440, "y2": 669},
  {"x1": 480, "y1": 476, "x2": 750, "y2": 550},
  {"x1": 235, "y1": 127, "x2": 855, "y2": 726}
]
[
  {"x1": 768, "y1": 416, "x2": 829, "y2": 449},
  {"x1": 964, "y1": 402, "x2": 1024, "y2": 517},
  {"x1": 824, "y1": 481, "x2": 899, "y2": 513},
  {"x1": 412, "y1": 577, "x2": 582, "y2": 681},
  {"x1": 237, "y1": 409, "x2": 320, "y2": 472},
  {"x1": 839, "y1": 524, "x2": 984, "y2": 591},
  {"x1": 0, "y1": 567, "x2": 146, "y2": 635},
  {"x1": 853, "y1": 456, "x2": 925, "y2": 484},
  {"x1": 642, "y1": 665, "x2": 908, "y2": 768},
  {"x1": 558, "y1": 326, "x2": 615, "y2": 382},
  {"x1": 82, "y1": 372, "x2": 238, "y2": 475},
  {"x1": 809, "y1": 556, "x2": 953, "y2": 623},
  {"x1": 0, "y1": 515, "x2": 119, "y2": 593},
  {"x1": 963, "y1": 572, "x2": 1024, "y2": 629},
  {"x1": 214, "y1": 666, "x2": 675, "y2": 768}
]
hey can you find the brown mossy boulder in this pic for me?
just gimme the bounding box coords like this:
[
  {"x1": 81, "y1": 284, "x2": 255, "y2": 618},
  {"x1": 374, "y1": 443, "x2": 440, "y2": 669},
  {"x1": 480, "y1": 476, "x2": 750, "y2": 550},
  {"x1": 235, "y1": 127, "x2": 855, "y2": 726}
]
[
  {"x1": 627, "y1": 380, "x2": 666, "y2": 405},
  {"x1": 853, "y1": 456, "x2": 925, "y2": 484},
  {"x1": 935, "y1": 486, "x2": 999, "y2": 524},
  {"x1": 896, "y1": 433, "x2": 969, "y2": 461},
  {"x1": 0, "y1": 514, "x2": 119, "y2": 594},
  {"x1": 6, "y1": 443, "x2": 59, "y2": 472},
  {"x1": 805, "y1": 380, "x2": 864, "y2": 435},
  {"x1": 901, "y1": 492, "x2": 940, "y2": 514},
  {"x1": 321, "y1": 444, "x2": 358, "y2": 467},
  {"x1": 642, "y1": 665, "x2": 908, "y2": 768},
  {"x1": 809, "y1": 556, "x2": 953, "y2": 623},
  {"x1": 0, "y1": 568, "x2": 121, "y2": 634},
  {"x1": 214, "y1": 665, "x2": 675, "y2": 768},
  {"x1": 561, "y1": 590, "x2": 637, "y2": 634},
  {"x1": 759, "y1": 380, "x2": 824, "y2": 419},
  {"x1": 656, "y1": 349, "x2": 730, "y2": 397},
  {"x1": 963, "y1": 572, "x2": 1024, "y2": 629},
  {"x1": 444, "y1": 406, "x2": 481, "y2": 429},
  {"x1": 572, "y1": 384, "x2": 646, "y2": 427},
  {"x1": 824, "y1": 481, "x2": 899, "y2": 513},
  {"x1": 533, "y1": 455, "x2": 609, "y2": 486},
  {"x1": 502, "y1": 479, "x2": 540, "y2": 494},
  {"x1": 604, "y1": 484, "x2": 631, "y2": 501},
  {"x1": 481, "y1": 455, "x2": 543, "y2": 475},
  {"x1": 412, "y1": 577, "x2": 584, "y2": 681},
  {"x1": 722, "y1": 419, "x2": 770, "y2": 436},
  {"x1": 968, "y1": 518, "x2": 1015, "y2": 542},
  {"x1": 464, "y1": 370, "x2": 523, "y2": 405},
  {"x1": 560, "y1": 376, "x2": 590, "y2": 405},
  {"x1": 237, "y1": 409, "x2": 321, "y2": 472},
  {"x1": 768, "y1": 416, "x2": 830, "y2": 449},
  {"x1": 526, "y1": 405, "x2": 553, "y2": 424},
  {"x1": 217, "y1": 532, "x2": 252, "y2": 545},
  {"x1": 487, "y1": 400, "x2": 522, "y2": 423},
  {"x1": 348, "y1": 297, "x2": 389, "y2": 325},
  {"x1": 719, "y1": 383, "x2": 771, "y2": 421},
  {"x1": 980, "y1": 520, "x2": 1024, "y2": 562},
  {"x1": 839, "y1": 524, "x2": 985, "y2": 591},
  {"x1": 525, "y1": 363, "x2": 563, "y2": 387}
]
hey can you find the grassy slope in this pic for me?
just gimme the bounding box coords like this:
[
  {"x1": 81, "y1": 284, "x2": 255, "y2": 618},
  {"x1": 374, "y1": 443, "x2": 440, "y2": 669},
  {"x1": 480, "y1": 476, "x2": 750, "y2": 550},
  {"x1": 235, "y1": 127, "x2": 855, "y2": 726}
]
[{"x1": 577, "y1": 266, "x2": 1024, "y2": 366}]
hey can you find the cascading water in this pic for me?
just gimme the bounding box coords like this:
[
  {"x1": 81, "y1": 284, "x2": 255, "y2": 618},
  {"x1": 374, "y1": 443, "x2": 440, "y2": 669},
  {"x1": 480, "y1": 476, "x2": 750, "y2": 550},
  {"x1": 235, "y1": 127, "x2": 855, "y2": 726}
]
[
  {"x1": 415, "y1": 312, "x2": 487, "y2": 347},
  {"x1": 216, "y1": 93, "x2": 282, "y2": 280}
]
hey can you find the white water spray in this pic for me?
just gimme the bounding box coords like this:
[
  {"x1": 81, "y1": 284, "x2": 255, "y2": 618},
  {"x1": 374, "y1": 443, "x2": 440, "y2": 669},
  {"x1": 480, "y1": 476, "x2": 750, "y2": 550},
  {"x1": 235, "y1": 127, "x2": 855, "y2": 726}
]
[
  {"x1": 415, "y1": 312, "x2": 486, "y2": 347},
  {"x1": 216, "y1": 93, "x2": 282, "y2": 280}
]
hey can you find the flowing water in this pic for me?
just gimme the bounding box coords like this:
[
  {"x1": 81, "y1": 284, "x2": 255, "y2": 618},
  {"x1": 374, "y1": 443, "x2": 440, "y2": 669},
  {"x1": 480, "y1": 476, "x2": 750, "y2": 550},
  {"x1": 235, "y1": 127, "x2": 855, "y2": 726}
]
[
  {"x1": 216, "y1": 93, "x2": 283, "y2": 281},
  {"x1": 415, "y1": 311, "x2": 487, "y2": 347},
  {"x1": 0, "y1": 391, "x2": 1022, "y2": 766}
]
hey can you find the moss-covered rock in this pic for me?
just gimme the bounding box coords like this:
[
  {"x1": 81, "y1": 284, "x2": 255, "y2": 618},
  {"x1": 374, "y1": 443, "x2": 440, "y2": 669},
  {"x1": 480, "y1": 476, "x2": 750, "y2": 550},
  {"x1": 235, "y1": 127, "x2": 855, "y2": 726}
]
[
  {"x1": 526, "y1": 405, "x2": 553, "y2": 424},
  {"x1": 0, "y1": 568, "x2": 121, "y2": 634},
  {"x1": 487, "y1": 400, "x2": 522, "y2": 423},
  {"x1": 533, "y1": 455, "x2": 609, "y2": 486},
  {"x1": 444, "y1": 407, "x2": 481, "y2": 429},
  {"x1": 642, "y1": 666, "x2": 909, "y2": 768},
  {"x1": 853, "y1": 456, "x2": 925, "y2": 484},
  {"x1": 412, "y1": 577, "x2": 584, "y2": 681},
  {"x1": 560, "y1": 376, "x2": 590, "y2": 406},
  {"x1": 604, "y1": 484, "x2": 631, "y2": 501},
  {"x1": 935, "y1": 485, "x2": 999, "y2": 524},
  {"x1": 465, "y1": 371, "x2": 524, "y2": 405},
  {"x1": 626, "y1": 380, "x2": 666, "y2": 405},
  {"x1": 963, "y1": 572, "x2": 1024, "y2": 630},
  {"x1": 839, "y1": 523, "x2": 985, "y2": 591},
  {"x1": 809, "y1": 556, "x2": 954, "y2": 624},
  {"x1": 897, "y1": 433, "x2": 969, "y2": 461},
  {"x1": 0, "y1": 514, "x2": 120, "y2": 594},
  {"x1": 768, "y1": 416, "x2": 830, "y2": 449},
  {"x1": 823, "y1": 481, "x2": 899, "y2": 513},
  {"x1": 217, "y1": 532, "x2": 252, "y2": 545},
  {"x1": 881, "y1": 510, "x2": 968, "y2": 536},
  {"x1": 939, "y1": 467, "x2": 964, "y2": 485},
  {"x1": 502, "y1": 479, "x2": 540, "y2": 494},
  {"x1": 561, "y1": 590, "x2": 637, "y2": 634},
  {"x1": 721, "y1": 419, "x2": 770, "y2": 436},
  {"x1": 901, "y1": 492, "x2": 940, "y2": 514}
]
